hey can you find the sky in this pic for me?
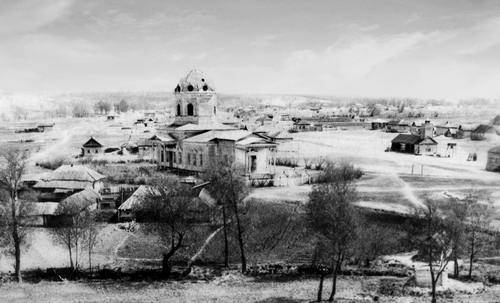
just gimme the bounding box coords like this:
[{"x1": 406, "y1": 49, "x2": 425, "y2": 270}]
[{"x1": 1, "y1": 0, "x2": 500, "y2": 99}]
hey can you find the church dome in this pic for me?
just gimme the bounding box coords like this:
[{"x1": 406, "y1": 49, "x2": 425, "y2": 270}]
[{"x1": 174, "y1": 69, "x2": 215, "y2": 93}]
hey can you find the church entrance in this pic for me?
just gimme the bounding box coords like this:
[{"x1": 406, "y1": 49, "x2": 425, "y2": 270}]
[{"x1": 250, "y1": 155, "x2": 257, "y2": 172}]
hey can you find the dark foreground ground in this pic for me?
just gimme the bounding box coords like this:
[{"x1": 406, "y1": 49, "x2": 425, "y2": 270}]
[{"x1": 1, "y1": 274, "x2": 499, "y2": 303}]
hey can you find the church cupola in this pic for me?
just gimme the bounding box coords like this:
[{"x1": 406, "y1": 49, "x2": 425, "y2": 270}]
[{"x1": 172, "y1": 70, "x2": 218, "y2": 126}]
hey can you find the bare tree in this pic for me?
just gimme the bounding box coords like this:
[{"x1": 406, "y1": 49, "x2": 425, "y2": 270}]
[
  {"x1": 51, "y1": 201, "x2": 96, "y2": 271},
  {"x1": 0, "y1": 147, "x2": 30, "y2": 282},
  {"x1": 202, "y1": 159, "x2": 249, "y2": 273},
  {"x1": 465, "y1": 197, "x2": 495, "y2": 279},
  {"x1": 412, "y1": 199, "x2": 454, "y2": 303},
  {"x1": 134, "y1": 177, "x2": 196, "y2": 277},
  {"x1": 305, "y1": 161, "x2": 359, "y2": 302}
]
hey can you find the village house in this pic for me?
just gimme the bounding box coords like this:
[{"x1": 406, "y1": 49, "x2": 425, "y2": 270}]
[
  {"x1": 152, "y1": 70, "x2": 279, "y2": 182},
  {"x1": 34, "y1": 165, "x2": 105, "y2": 201},
  {"x1": 471, "y1": 124, "x2": 497, "y2": 141},
  {"x1": 391, "y1": 121, "x2": 438, "y2": 155},
  {"x1": 82, "y1": 137, "x2": 104, "y2": 157}
]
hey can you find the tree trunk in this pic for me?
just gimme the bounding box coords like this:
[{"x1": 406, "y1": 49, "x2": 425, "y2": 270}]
[
  {"x1": 68, "y1": 244, "x2": 74, "y2": 270},
  {"x1": 453, "y1": 256, "x2": 459, "y2": 278},
  {"x1": 222, "y1": 205, "x2": 229, "y2": 268},
  {"x1": 328, "y1": 258, "x2": 342, "y2": 302},
  {"x1": 11, "y1": 196, "x2": 22, "y2": 283},
  {"x1": 431, "y1": 281, "x2": 437, "y2": 303},
  {"x1": 89, "y1": 248, "x2": 92, "y2": 274},
  {"x1": 233, "y1": 201, "x2": 246, "y2": 273},
  {"x1": 162, "y1": 253, "x2": 172, "y2": 277},
  {"x1": 317, "y1": 273, "x2": 325, "y2": 302},
  {"x1": 14, "y1": 236, "x2": 22, "y2": 283},
  {"x1": 468, "y1": 233, "x2": 475, "y2": 280}
]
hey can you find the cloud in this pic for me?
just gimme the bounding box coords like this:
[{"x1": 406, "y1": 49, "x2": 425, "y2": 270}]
[
  {"x1": 0, "y1": 0, "x2": 73, "y2": 35},
  {"x1": 456, "y1": 17, "x2": 500, "y2": 55},
  {"x1": 275, "y1": 30, "x2": 435, "y2": 94}
]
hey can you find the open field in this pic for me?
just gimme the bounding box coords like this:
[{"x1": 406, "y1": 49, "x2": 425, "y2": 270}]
[{"x1": 0, "y1": 275, "x2": 498, "y2": 303}]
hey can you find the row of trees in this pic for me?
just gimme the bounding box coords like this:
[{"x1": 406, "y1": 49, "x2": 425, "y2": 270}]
[
  {"x1": 94, "y1": 100, "x2": 129, "y2": 115},
  {"x1": 305, "y1": 161, "x2": 498, "y2": 303}
]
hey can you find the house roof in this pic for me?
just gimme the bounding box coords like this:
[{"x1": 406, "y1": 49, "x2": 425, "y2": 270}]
[
  {"x1": 418, "y1": 137, "x2": 438, "y2": 145},
  {"x1": 60, "y1": 188, "x2": 101, "y2": 211},
  {"x1": 82, "y1": 137, "x2": 103, "y2": 148},
  {"x1": 184, "y1": 130, "x2": 252, "y2": 143},
  {"x1": 34, "y1": 165, "x2": 105, "y2": 189},
  {"x1": 391, "y1": 134, "x2": 422, "y2": 145},
  {"x1": 118, "y1": 185, "x2": 159, "y2": 211}
]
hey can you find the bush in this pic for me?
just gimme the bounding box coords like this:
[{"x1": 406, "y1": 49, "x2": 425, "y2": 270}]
[
  {"x1": 36, "y1": 157, "x2": 68, "y2": 170},
  {"x1": 275, "y1": 157, "x2": 299, "y2": 168}
]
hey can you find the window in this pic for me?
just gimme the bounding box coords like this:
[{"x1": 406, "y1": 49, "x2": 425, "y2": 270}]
[
  {"x1": 200, "y1": 154, "x2": 203, "y2": 166},
  {"x1": 178, "y1": 152, "x2": 182, "y2": 164},
  {"x1": 193, "y1": 153, "x2": 197, "y2": 166},
  {"x1": 187, "y1": 103, "x2": 194, "y2": 116},
  {"x1": 203, "y1": 84, "x2": 208, "y2": 91},
  {"x1": 187, "y1": 84, "x2": 194, "y2": 91},
  {"x1": 187, "y1": 153, "x2": 191, "y2": 164},
  {"x1": 213, "y1": 106, "x2": 216, "y2": 115},
  {"x1": 177, "y1": 103, "x2": 181, "y2": 116},
  {"x1": 95, "y1": 149, "x2": 98, "y2": 153},
  {"x1": 87, "y1": 149, "x2": 90, "y2": 153},
  {"x1": 224, "y1": 154, "x2": 229, "y2": 163}
]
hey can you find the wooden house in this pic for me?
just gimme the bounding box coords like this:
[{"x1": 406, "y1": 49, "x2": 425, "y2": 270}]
[{"x1": 82, "y1": 137, "x2": 103, "y2": 157}]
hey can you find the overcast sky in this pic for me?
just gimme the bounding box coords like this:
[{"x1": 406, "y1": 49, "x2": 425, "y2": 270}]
[{"x1": 1, "y1": 0, "x2": 500, "y2": 99}]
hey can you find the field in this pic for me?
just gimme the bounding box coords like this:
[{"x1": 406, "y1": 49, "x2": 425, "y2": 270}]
[{"x1": 0, "y1": 275, "x2": 499, "y2": 303}]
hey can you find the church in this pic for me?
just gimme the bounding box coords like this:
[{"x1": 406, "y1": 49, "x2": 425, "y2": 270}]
[{"x1": 153, "y1": 70, "x2": 278, "y2": 181}]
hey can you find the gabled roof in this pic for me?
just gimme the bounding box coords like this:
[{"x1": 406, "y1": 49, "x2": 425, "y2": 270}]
[
  {"x1": 82, "y1": 137, "x2": 103, "y2": 148},
  {"x1": 236, "y1": 136, "x2": 275, "y2": 146},
  {"x1": 184, "y1": 130, "x2": 252, "y2": 143},
  {"x1": 391, "y1": 134, "x2": 422, "y2": 145},
  {"x1": 418, "y1": 137, "x2": 438, "y2": 145},
  {"x1": 149, "y1": 134, "x2": 175, "y2": 142}
]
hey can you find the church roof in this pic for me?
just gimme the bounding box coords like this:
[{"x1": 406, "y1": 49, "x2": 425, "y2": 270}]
[
  {"x1": 184, "y1": 130, "x2": 252, "y2": 143},
  {"x1": 175, "y1": 122, "x2": 235, "y2": 131},
  {"x1": 174, "y1": 69, "x2": 215, "y2": 93}
]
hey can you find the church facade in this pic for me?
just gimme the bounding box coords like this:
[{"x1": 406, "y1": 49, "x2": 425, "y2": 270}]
[{"x1": 153, "y1": 70, "x2": 278, "y2": 180}]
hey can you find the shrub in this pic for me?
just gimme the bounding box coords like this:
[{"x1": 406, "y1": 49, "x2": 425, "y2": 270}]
[{"x1": 36, "y1": 157, "x2": 68, "y2": 170}]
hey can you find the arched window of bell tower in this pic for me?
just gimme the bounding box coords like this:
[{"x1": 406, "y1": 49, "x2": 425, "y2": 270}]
[
  {"x1": 176, "y1": 103, "x2": 181, "y2": 116},
  {"x1": 187, "y1": 103, "x2": 194, "y2": 116},
  {"x1": 214, "y1": 106, "x2": 216, "y2": 115}
]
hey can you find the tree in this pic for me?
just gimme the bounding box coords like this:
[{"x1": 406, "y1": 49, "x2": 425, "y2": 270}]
[
  {"x1": 305, "y1": 161, "x2": 359, "y2": 302},
  {"x1": 72, "y1": 102, "x2": 91, "y2": 118},
  {"x1": 445, "y1": 197, "x2": 468, "y2": 278},
  {"x1": 465, "y1": 196, "x2": 495, "y2": 279},
  {"x1": 134, "y1": 177, "x2": 196, "y2": 277},
  {"x1": 51, "y1": 201, "x2": 96, "y2": 271},
  {"x1": 202, "y1": 159, "x2": 250, "y2": 273},
  {"x1": 94, "y1": 101, "x2": 111, "y2": 115},
  {"x1": 116, "y1": 100, "x2": 129, "y2": 113},
  {"x1": 412, "y1": 199, "x2": 454, "y2": 303},
  {"x1": 0, "y1": 147, "x2": 30, "y2": 282}
]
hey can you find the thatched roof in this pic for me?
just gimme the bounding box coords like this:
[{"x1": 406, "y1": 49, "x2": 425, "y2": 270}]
[
  {"x1": 34, "y1": 165, "x2": 105, "y2": 190},
  {"x1": 61, "y1": 188, "x2": 101, "y2": 210},
  {"x1": 118, "y1": 185, "x2": 159, "y2": 211}
]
